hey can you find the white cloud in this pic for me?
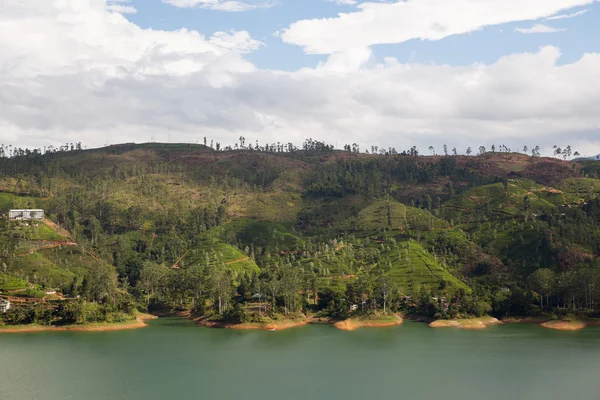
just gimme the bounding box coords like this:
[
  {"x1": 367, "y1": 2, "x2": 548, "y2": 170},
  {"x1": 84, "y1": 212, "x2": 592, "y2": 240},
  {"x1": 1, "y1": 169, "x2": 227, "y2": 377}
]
[
  {"x1": 328, "y1": 0, "x2": 358, "y2": 5},
  {"x1": 1, "y1": 0, "x2": 600, "y2": 157},
  {"x1": 106, "y1": 4, "x2": 137, "y2": 14},
  {"x1": 316, "y1": 47, "x2": 372, "y2": 73},
  {"x1": 281, "y1": 0, "x2": 598, "y2": 54},
  {"x1": 162, "y1": 0, "x2": 276, "y2": 11},
  {"x1": 515, "y1": 24, "x2": 566, "y2": 33},
  {"x1": 0, "y1": 0, "x2": 261, "y2": 80},
  {"x1": 546, "y1": 9, "x2": 589, "y2": 19}
]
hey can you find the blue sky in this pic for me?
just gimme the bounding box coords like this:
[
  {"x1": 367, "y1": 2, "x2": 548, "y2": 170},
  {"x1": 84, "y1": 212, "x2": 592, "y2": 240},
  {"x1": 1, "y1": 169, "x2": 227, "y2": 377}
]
[
  {"x1": 1, "y1": 0, "x2": 599, "y2": 156},
  {"x1": 124, "y1": 0, "x2": 599, "y2": 69}
]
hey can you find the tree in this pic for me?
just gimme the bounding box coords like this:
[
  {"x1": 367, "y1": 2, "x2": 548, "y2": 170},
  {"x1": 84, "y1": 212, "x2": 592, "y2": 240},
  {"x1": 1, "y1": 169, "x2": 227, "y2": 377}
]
[
  {"x1": 554, "y1": 146, "x2": 563, "y2": 157},
  {"x1": 280, "y1": 263, "x2": 302, "y2": 314},
  {"x1": 528, "y1": 268, "x2": 555, "y2": 312},
  {"x1": 84, "y1": 262, "x2": 119, "y2": 303},
  {"x1": 443, "y1": 144, "x2": 448, "y2": 156},
  {"x1": 466, "y1": 147, "x2": 472, "y2": 156},
  {"x1": 139, "y1": 262, "x2": 169, "y2": 305},
  {"x1": 207, "y1": 264, "x2": 234, "y2": 314},
  {"x1": 375, "y1": 273, "x2": 395, "y2": 314},
  {"x1": 429, "y1": 146, "x2": 435, "y2": 155},
  {"x1": 354, "y1": 271, "x2": 375, "y2": 311}
]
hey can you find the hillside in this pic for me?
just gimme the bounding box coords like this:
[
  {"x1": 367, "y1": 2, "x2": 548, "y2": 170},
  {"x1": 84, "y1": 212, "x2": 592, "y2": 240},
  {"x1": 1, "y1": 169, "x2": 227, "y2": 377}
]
[{"x1": 1, "y1": 142, "x2": 599, "y2": 324}]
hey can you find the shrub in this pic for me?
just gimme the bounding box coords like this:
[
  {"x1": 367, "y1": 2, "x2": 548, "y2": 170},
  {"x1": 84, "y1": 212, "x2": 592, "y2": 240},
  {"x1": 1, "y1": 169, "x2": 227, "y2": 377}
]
[{"x1": 223, "y1": 303, "x2": 248, "y2": 324}]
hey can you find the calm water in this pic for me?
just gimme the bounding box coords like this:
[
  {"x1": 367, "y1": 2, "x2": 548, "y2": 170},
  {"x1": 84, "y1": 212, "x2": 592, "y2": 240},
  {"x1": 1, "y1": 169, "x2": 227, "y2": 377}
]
[{"x1": 2, "y1": 319, "x2": 600, "y2": 400}]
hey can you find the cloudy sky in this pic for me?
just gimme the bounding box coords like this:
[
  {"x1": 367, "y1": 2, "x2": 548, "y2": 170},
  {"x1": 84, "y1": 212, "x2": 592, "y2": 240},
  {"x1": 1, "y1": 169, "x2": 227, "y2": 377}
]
[{"x1": 1, "y1": 0, "x2": 599, "y2": 156}]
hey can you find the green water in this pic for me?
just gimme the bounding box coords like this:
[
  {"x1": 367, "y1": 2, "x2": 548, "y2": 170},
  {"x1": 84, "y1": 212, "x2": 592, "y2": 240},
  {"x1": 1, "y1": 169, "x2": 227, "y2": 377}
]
[{"x1": 2, "y1": 319, "x2": 600, "y2": 400}]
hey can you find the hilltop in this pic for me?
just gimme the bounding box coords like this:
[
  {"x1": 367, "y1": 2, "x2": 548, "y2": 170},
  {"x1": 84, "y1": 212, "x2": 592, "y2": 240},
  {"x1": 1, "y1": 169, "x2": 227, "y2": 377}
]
[{"x1": 1, "y1": 141, "x2": 599, "y2": 327}]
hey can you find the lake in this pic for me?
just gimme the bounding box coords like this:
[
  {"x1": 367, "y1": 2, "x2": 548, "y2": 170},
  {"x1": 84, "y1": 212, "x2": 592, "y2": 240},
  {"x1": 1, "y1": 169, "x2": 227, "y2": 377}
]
[{"x1": 2, "y1": 318, "x2": 600, "y2": 400}]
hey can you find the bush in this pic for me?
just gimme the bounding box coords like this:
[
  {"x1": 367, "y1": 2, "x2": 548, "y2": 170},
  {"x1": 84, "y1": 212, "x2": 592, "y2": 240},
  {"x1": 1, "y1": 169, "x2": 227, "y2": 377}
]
[
  {"x1": 223, "y1": 303, "x2": 249, "y2": 324},
  {"x1": 473, "y1": 301, "x2": 492, "y2": 317}
]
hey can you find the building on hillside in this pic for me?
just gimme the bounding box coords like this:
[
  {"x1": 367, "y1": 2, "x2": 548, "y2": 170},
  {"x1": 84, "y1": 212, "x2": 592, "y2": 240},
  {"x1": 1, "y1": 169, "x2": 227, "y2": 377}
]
[
  {"x1": 0, "y1": 299, "x2": 10, "y2": 313},
  {"x1": 8, "y1": 209, "x2": 45, "y2": 221}
]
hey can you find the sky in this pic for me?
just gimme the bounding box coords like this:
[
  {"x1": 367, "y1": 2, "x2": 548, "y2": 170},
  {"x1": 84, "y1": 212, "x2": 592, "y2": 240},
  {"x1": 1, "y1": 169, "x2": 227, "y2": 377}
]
[{"x1": 1, "y1": 0, "x2": 599, "y2": 157}]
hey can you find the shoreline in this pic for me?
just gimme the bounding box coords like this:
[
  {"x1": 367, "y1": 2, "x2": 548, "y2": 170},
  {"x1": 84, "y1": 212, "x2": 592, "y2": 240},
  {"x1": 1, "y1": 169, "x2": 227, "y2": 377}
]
[
  {"x1": 5, "y1": 311, "x2": 599, "y2": 334},
  {"x1": 198, "y1": 319, "x2": 309, "y2": 331},
  {"x1": 195, "y1": 312, "x2": 310, "y2": 331},
  {"x1": 0, "y1": 313, "x2": 156, "y2": 334},
  {"x1": 429, "y1": 316, "x2": 502, "y2": 330},
  {"x1": 333, "y1": 315, "x2": 404, "y2": 331},
  {"x1": 503, "y1": 316, "x2": 600, "y2": 331},
  {"x1": 539, "y1": 319, "x2": 600, "y2": 331},
  {"x1": 194, "y1": 313, "x2": 403, "y2": 332}
]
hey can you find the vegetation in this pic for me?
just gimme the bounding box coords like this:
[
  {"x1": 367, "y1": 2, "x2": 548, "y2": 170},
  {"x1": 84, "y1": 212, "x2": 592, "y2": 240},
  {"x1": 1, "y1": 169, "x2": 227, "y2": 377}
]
[{"x1": 1, "y1": 139, "x2": 599, "y2": 328}]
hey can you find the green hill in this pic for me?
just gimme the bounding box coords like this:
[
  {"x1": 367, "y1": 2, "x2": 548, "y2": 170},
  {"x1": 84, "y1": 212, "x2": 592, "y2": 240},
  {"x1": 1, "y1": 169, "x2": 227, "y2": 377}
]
[{"x1": 1, "y1": 142, "x2": 600, "y2": 321}]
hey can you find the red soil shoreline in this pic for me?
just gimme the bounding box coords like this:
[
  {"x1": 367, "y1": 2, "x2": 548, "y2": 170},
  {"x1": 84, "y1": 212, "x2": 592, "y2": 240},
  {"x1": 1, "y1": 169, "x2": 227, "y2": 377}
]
[
  {"x1": 0, "y1": 314, "x2": 157, "y2": 334},
  {"x1": 193, "y1": 314, "x2": 404, "y2": 332},
  {"x1": 503, "y1": 316, "x2": 600, "y2": 331},
  {"x1": 333, "y1": 315, "x2": 404, "y2": 331}
]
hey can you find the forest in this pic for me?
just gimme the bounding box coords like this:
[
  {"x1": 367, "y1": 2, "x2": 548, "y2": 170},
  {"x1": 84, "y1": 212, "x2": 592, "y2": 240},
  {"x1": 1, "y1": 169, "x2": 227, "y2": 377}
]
[{"x1": 1, "y1": 138, "x2": 600, "y2": 328}]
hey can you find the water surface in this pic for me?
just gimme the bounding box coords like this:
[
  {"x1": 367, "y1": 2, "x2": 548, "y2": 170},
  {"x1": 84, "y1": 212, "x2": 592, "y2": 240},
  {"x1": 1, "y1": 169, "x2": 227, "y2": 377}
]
[{"x1": 2, "y1": 319, "x2": 600, "y2": 400}]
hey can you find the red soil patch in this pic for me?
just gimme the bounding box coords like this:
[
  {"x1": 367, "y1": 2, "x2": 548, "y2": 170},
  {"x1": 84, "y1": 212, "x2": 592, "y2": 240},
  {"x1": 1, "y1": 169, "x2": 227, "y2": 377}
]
[
  {"x1": 540, "y1": 320, "x2": 587, "y2": 331},
  {"x1": 333, "y1": 315, "x2": 403, "y2": 331},
  {"x1": 198, "y1": 317, "x2": 308, "y2": 331},
  {"x1": 429, "y1": 317, "x2": 501, "y2": 330}
]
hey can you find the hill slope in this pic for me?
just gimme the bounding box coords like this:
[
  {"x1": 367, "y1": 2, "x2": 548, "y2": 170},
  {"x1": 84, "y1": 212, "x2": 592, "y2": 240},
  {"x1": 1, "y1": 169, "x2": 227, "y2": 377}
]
[{"x1": 1, "y1": 143, "x2": 599, "y2": 320}]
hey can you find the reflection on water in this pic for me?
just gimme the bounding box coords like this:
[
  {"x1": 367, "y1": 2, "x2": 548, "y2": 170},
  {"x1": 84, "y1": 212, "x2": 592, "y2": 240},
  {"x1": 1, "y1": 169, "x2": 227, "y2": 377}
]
[{"x1": 2, "y1": 319, "x2": 600, "y2": 400}]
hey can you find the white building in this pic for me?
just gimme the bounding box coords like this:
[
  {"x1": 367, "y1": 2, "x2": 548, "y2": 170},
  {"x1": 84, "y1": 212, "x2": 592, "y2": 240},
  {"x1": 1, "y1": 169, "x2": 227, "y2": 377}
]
[
  {"x1": 0, "y1": 299, "x2": 10, "y2": 313},
  {"x1": 8, "y1": 209, "x2": 45, "y2": 221}
]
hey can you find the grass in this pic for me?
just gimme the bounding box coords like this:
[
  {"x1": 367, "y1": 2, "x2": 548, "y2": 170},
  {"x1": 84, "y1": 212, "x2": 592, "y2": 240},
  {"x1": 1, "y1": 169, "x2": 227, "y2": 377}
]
[
  {"x1": 8, "y1": 223, "x2": 66, "y2": 241},
  {"x1": 352, "y1": 313, "x2": 398, "y2": 322},
  {"x1": 300, "y1": 235, "x2": 469, "y2": 293},
  {"x1": 0, "y1": 192, "x2": 44, "y2": 213},
  {"x1": 10, "y1": 252, "x2": 77, "y2": 288},
  {"x1": 0, "y1": 317, "x2": 144, "y2": 333},
  {"x1": 377, "y1": 239, "x2": 469, "y2": 292},
  {"x1": 213, "y1": 219, "x2": 304, "y2": 253},
  {"x1": 559, "y1": 178, "x2": 600, "y2": 201},
  {"x1": 235, "y1": 192, "x2": 304, "y2": 224},
  {"x1": 442, "y1": 181, "x2": 558, "y2": 224},
  {"x1": 345, "y1": 199, "x2": 448, "y2": 232},
  {"x1": 0, "y1": 273, "x2": 27, "y2": 291},
  {"x1": 183, "y1": 238, "x2": 260, "y2": 275},
  {"x1": 8, "y1": 246, "x2": 100, "y2": 290},
  {"x1": 0, "y1": 192, "x2": 14, "y2": 212},
  {"x1": 39, "y1": 247, "x2": 98, "y2": 277}
]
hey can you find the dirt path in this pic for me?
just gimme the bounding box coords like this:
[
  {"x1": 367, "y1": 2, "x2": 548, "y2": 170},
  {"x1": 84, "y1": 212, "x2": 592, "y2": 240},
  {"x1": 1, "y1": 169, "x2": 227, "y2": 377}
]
[
  {"x1": 224, "y1": 257, "x2": 249, "y2": 265},
  {"x1": 42, "y1": 219, "x2": 71, "y2": 238},
  {"x1": 170, "y1": 251, "x2": 189, "y2": 269},
  {"x1": 16, "y1": 240, "x2": 78, "y2": 257},
  {"x1": 84, "y1": 250, "x2": 101, "y2": 262}
]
